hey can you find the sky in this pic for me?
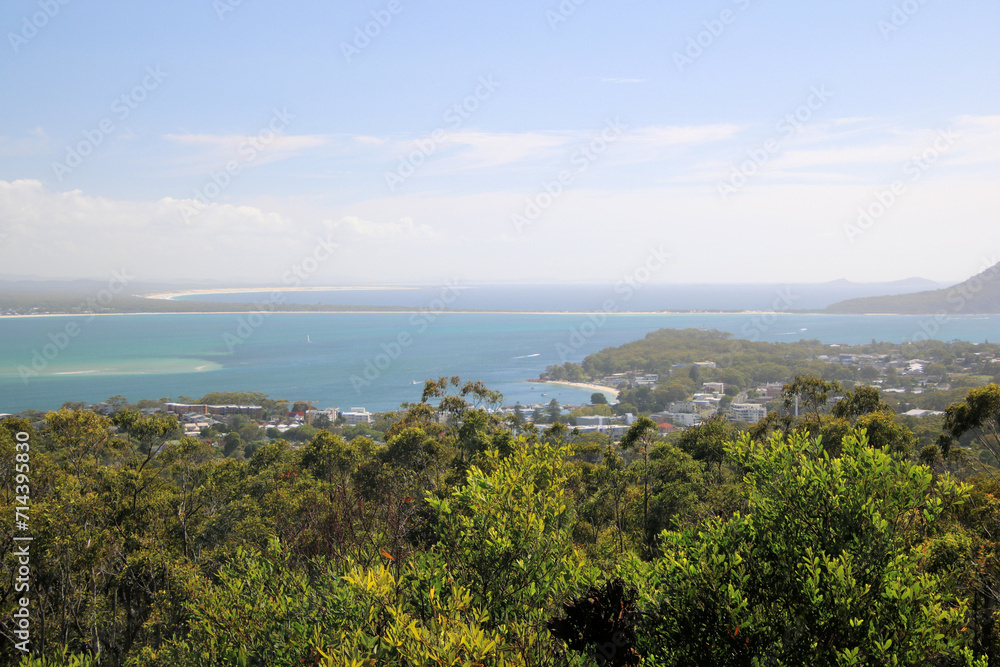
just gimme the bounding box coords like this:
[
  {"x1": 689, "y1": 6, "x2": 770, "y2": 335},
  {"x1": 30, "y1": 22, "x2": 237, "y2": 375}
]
[{"x1": 0, "y1": 0, "x2": 998, "y2": 287}]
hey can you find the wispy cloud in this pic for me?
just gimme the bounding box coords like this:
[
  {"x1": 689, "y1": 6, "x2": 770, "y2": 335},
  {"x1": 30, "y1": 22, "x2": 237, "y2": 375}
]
[{"x1": 328, "y1": 215, "x2": 443, "y2": 243}]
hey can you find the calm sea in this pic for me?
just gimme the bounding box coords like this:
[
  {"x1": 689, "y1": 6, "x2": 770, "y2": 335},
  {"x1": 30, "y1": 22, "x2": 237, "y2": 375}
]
[{"x1": 1, "y1": 310, "x2": 998, "y2": 414}]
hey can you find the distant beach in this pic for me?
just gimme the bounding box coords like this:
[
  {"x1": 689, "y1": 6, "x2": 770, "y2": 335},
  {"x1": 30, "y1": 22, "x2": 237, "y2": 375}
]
[
  {"x1": 538, "y1": 380, "x2": 620, "y2": 401},
  {"x1": 142, "y1": 285, "x2": 419, "y2": 300}
]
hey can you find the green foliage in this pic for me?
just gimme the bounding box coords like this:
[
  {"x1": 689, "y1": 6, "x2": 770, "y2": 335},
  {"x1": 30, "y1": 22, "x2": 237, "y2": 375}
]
[
  {"x1": 133, "y1": 539, "x2": 346, "y2": 667},
  {"x1": 675, "y1": 413, "x2": 736, "y2": 471},
  {"x1": 832, "y1": 384, "x2": 893, "y2": 420},
  {"x1": 946, "y1": 383, "x2": 1000, "y2": 465},
  {"x1": 19, "y1": 648, "x2": 100, "y2": 667},
  {"x1": 427, "y1": 438, "x2": 594, "y2": 634},
  {"x1": 641, "y1": 429, "x2": 975, "y2": 666},
  {"x1": 9, "y1": 367, "x2": 1000, "y2": 665}
]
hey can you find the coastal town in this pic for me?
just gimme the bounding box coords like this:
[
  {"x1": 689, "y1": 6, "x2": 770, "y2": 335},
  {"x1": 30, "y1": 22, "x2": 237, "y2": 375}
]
[{"x1": 7, "y1": 335, "x2": 995, "y2": 457}]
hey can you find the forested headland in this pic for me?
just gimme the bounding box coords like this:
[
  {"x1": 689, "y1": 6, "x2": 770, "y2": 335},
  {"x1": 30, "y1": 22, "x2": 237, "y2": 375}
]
[{"x1": 824, "y1": 261, "x2": 1000, "y2": 314}]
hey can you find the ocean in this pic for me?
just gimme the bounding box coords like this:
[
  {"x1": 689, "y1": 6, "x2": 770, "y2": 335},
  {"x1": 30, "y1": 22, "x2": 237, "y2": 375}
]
[{"x1": 1, "y1": 310, "x2": 998, "y2": 414}]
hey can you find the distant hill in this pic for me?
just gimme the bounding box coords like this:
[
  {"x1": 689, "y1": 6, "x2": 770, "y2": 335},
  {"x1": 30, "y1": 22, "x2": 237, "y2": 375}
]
[{"x1": 825, "y1": 262, "x2": 1000, "y2": 314}]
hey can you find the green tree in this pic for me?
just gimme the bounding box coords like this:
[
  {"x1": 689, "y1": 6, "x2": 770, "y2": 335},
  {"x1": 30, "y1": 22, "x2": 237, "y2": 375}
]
[
  {"x1": 782, "y1": 375, "x2": 843, "y2": 420},
  {"x1": 426, "y1": 437, "x2": 592, "y2": 642},
  {"x1": 640, "y1": 429, "x2": 978, "y2": 666},
  {"x1": 945, "y1": 384, "x2": 1000, "y2": 466},
  {"x1": 676, "y1": 414, "x2": 734, "y2": 474},
  {"x1": 620, "y1": 416, "x2": 658, "y2": 556},
  {"x1": 300, "y1": 431, "x2": 356, "y2": 485},
  {"x1": 222, "y1": 431, "x2": 243, "y2": 457},
  {"x1": 831, "y1": 385, "x2": 893, "y2": 421}
]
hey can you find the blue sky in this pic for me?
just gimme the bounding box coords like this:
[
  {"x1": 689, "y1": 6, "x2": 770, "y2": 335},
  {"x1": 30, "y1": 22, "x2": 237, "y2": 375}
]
[{"x1": 1, "y1": 0, "x2": 998, "y2": 286}]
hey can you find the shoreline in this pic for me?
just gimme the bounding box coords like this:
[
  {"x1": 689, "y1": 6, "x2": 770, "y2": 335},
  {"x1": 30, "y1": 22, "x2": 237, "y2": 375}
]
[
  {"x1": 0, "y1": 309, "x2": 812, "y2": 319},
  {"x1": 536, "y1": 380, "x2": 620, "y2": 400},
  {"x1": 0, "y1": 309, "x2": 881, "y2": 320},
  {"x1": 141, "y1": 285, "x2": 420, "y2": 300}
]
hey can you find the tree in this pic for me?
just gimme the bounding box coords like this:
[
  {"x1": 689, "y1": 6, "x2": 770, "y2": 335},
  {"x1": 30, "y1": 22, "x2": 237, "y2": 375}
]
[
  {"x1": 640, "y1": 429, "x2": 978, "y2": 666},
  {"x1": 547, "y1": 398, "x2": 562, "y2": 423},
  {"x1": 676, "y1": 414, "x2": 734, "y2": 473},
  {"x1": 592, "y1": 392, "x2": 608, "y2": 405},
  {"x1": 832, "y1": 385, "x2": 893, "y2": 421},
  {"x1": 620, "y1": 416, "x2": 658, "y2": 556},
  {"x1": 380, "y1": 427, "x2": 452, "y2": 489},
  {"x1": 300, "y1": 431, "x2": 355, "y2": 485},
  {"x1": 855, "y1": 410, "x2": 916, "y2": 456},
  {"x1": 781, "y1": 375, "x2": 842, "y2": 420},
  {"x1": 945, "y1": 384, "x2": 1000, "y2": 466},
  {"x1": 425, "y1": 437, "x2": 590, "y2": 639}
]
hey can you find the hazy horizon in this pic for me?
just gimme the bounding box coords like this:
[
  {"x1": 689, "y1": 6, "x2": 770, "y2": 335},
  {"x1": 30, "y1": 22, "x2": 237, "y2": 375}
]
[{"x1": 2, "y1": 1, "x2": 998, "y2": 288}]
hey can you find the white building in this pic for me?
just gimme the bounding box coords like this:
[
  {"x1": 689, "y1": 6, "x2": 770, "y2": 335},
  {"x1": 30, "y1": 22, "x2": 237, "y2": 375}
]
[
  {"x1": 342, "y1": 408, "x2": 373, "y2": 425},
  {"x1": 663, "y1": 412, "x2": 702, "y2": 427},
  {"x1": 729, "y1": 403, "x2": 766, "y2": 424}
]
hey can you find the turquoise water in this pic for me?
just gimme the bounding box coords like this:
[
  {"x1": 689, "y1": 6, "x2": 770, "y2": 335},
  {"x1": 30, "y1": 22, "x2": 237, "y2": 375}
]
[{"x1": 1, "y1": 312, "x2": 998, "y2": 413}]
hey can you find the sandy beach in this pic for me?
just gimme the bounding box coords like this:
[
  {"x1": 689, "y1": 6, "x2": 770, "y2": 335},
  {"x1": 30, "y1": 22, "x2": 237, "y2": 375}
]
[
  {"x1": 537, "y1": 380, "x2": 620, "y2": 400},
  {"x1": 141, "y1": 285, "x2": 419, "y2": 300}
]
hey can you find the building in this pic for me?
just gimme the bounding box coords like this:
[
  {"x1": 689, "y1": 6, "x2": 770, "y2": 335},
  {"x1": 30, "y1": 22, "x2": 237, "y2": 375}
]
[
  {"x1": 165, "y1": 403, "x2": 263, "y2": 419},
  {"x1": 574, "y1": 424, "x2": 630, "y2": 438},
  {"x1": 576, "y1": 415, "x2": 608, "y2": 427},
  {"x1": 657, "y1": 422, "x2": 679, "y2": 436},
  {"x1": 306, "y1": 407, "x2": 340, "y2": 423},
  {"x1": 666, "y1": 412, "x2": 702, "y2": 427},
  {"x1": 636, "y1": 374, "x2": 659, "y2": 386},
  {"x1": 729, "y1": 403, "x2": 767, "y2": 424},
  {"x1": 342, "y1": 408, "x2": 372, "y2": 425}
]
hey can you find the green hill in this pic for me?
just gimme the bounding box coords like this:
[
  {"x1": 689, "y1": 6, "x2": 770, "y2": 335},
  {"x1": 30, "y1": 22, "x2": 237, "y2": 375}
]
[{"x1": 825, "y1": 261, "x2": 1000, "y2": 314}]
